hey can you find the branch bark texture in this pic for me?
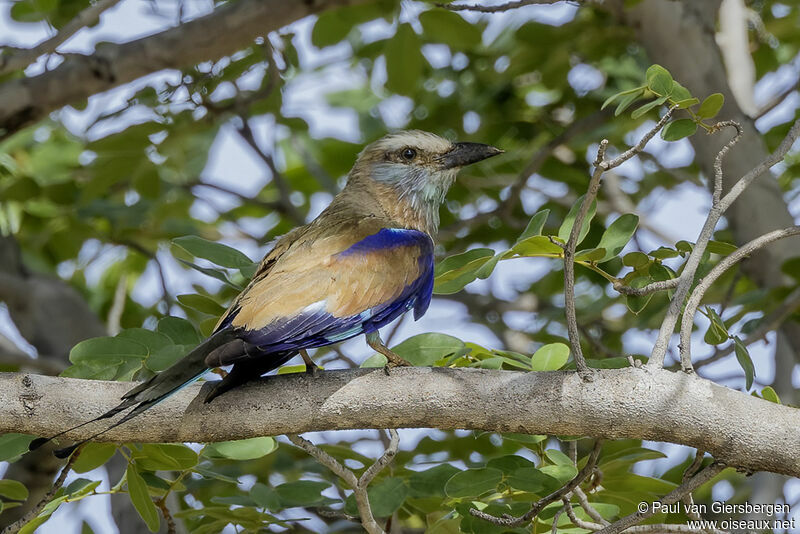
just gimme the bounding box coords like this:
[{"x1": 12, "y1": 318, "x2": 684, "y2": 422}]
[
  {"x1": 0, "y1": 0, "x2": 367, "y2": 137},
  {"x1": 2, "y1": 368, "x2": 799, "y2": 478}
]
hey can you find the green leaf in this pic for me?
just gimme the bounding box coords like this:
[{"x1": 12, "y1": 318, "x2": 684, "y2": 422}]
[
  {"x1": 0, "y1": 434, "x2": 35, "y2": 462},
  {"x1": 596, "y1": 214, "x2": 639, "y2": 262},
  {"x1": 157, "y1": 317, "x2": 202, "y2": 345},
  {"x1": 544, "y1": 449, "x2": 573, "y2": 466},
  {"x1": 275, "y1": 481, "x2": 331, "y2": 506},
  {"x1": 511, "y1": 235, "x2": 564, "y2": 257},
  {"x1": 631, "y1": 96, "x2": 668, "y2": 119},
  {"x1": 172, "y1": 235, "x2": 254, "y2": 269},
  {"x1": 575, "y1": 247, "x2": 606, "y2": 262},
  {"x1": 389, "y1": 333, "x2": 467, "y2": 366},
  {"x1": 697, "y1": 93, "x2": 724, "y2": 119},
  {"x1": 486, "y1": 455, "x2": 537, "y2": 475},
  {"x1": 146, "y1": 344, "x2": 188, "y2": 372},
  {"x1": 703, "y1": 307, "x2": 729, "y2": 345},
  {"x1": 474, "y1": 253, "x2": 503, "y2": 280},
  {"x1": 530, "y1": 343, "x2": 570, "y2": 371},
  {"x1": 676, "y1": 240, "x2": 694, "y2": 253},
  {"x1": 434, "y1": 248, "x2": 495, "y2": 294},
  {"x1": 507, "y1": 468, "x2": 560, "y2": 494},
  {"x1": 661, "y1": 119, "x2": 698, "y2": 141},
  {"x1": 419, "y1": 10, "x2": 482, "y2": 48},
  {"x1": 673, "y1": 97, "x2": 700, "y2": 109},
  {"x1": 516, "y1": 209, "x2": 550, "y2": 242},
  {"x1": 250, "y1": 483, "x2": 281, "y2": 511},
  {"x1": 540, "y1": 463, "x2": 578, "y2": 483},
  {"x1": 0, "y1": 480, "x2": 28, "y2": 501},
  {"x1": 176, "y1": 294, "x2": 226, "y2": 315},
  {"x1": 707, "y1": 240, "x2": 737, "y2": 255},
  {"x1": 557, "y1": 195, "x2": 596, "y2": 244},
  {"x1": 133, "y1": 444, "x2": 198, "y2": 471},
  {"x1": 177, "y1": 259, "x2": 241, "y2": 289},
  {"x1": 614, "y1": 91, "x2": 642, "y2": 116},
  {"x1": 127, "y1": 464, "x2": 160, "y2": 532},
  {"x1": 733, "y1": 336, "x2": 755, "y2": 390},
  {"x1": 760, "y1": 386, "x2": 781, "y2": 404},
  {"x1": 645, "y1": 64, "x2": 674, "y2": 96},
  {"x1": 601, "y1": 86, "x2": 644, "y2": 111},
  {"x1": 385, "y1": 24, "x2": 423, "y2": 96},
  {"x1": 346, "y1": 477, "x2": 408, "y2": 517},
  {"x1": 408, "y1": 464, "x2": 461, "y2": 497},
  {"x1": 444, "y1": 468, "x2": 503, "y2": 498},
  {"x1": 649, "y1": 246, "x2": 680, "y2": 259},
  {"x1": 625, "y1": 277, "x2": 654, "y2": 314},
  {"x1": 204, "y1": 437, "x2": 277, "y2": 460},
  {"x1": 72, "y1": 443, "x2": 117, "y2": 474},
  {"x1": 622, "y1": 252, "x2": 650, "y2": 268},
  {"x1": 311, "y1": 10, "x2": 352, "y2": 48},
  {"x1": 670, "y1": 81, "x2": 692, "y2": 102},
  {"x1": 69, "y1": 336, "x2": 148, "y2": 365}
]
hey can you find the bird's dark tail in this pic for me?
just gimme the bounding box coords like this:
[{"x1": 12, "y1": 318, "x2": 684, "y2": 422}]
[{"x1": 29, "y1": 330, "x2": 239, "y2": 457}]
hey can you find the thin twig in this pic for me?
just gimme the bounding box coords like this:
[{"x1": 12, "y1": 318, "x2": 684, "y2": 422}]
[
  {"x1": 574, "y1": 486, "x2": 609, "y2": 525},
  {"x1": 754, "y1": 80, "x2": 799, "y2": 120},
  {"x1": 563, "y1": 497, "x2": 605, "y2": 530},
  {"x1": 287, "y1": 432, "x2": 399, "y2": 534},
  {"x1": 565, "y1": 108, "x2": 676, "y2": 379},
  {"x1": 679, "y1": 226, "x2": 800, "y2": 370},
  {"x1": 439, "y1": 0, "x2": 581, "y2": 12},
  {"x1": 593, "y1": 462, "x2": 725, "y2": 534},
  {"x1": 107, "y1": 273, "x2": 127, "y2": 336},
  {"x1": 1, "y1": 448, "x2": 82, "y2": 534},
  {"x1": 155, "y1": 498, "x2": 177, "y2": 534},
  {"x1": 236, "y1": 119, "x2": 304, "y2": 225},
  {"x1": 471, "y1": 439, "x2": 604, "y2": 527},
  {"x1": 613, "y1": 278, "x2": 679, "y2": 296},
  {"x1": 718, "y1": 117, "x2": 800, "y2": 214},
  {"x1": 647, "y1": 120, "x2": 748, "y2": 369},
  {"x1": 0, "y1": 0, "x2": 123, "y2": 75},
  {"x1": 359, "y1": 429, "x2": 399, "y2": 487}
]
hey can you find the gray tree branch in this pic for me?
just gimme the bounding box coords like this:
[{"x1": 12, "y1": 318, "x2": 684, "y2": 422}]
[
  {"x1": 3, "y1": 368, "x2": 799, "y2": 477},
  {"x1": 0, "y1": 0, "x2": 367, "y2": 138}
]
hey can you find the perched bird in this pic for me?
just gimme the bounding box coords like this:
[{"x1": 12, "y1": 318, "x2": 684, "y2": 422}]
[{"x1": 32, "y1": 130, "x2": 502, "y2": 457}]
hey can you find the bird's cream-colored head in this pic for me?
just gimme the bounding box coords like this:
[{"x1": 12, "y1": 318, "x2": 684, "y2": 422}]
[{"x1": 348, "y1": 130, "x2": 502, "y2": 234}]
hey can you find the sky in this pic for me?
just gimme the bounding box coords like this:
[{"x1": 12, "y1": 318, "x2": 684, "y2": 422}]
[{"x1": 1, "y1": 0, "x2": 799, "y2": 532}]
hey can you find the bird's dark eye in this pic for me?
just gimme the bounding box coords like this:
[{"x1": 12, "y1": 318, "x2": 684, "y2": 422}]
[{"x1": 401, "y1": 148, "x2": 417, "y2": 161}]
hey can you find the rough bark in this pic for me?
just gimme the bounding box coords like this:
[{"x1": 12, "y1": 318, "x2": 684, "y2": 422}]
[
  {"x1": 2, "y1": 367, "x2": 799, "y2": 478},
  {"x1": 0, "y1": 0, "x2": 368, "y2": 139}
]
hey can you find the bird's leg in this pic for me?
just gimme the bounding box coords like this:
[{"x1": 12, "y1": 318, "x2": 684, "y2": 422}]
[
  {"x1": 366, "y1": 331, "x2": 412, "y2": 373},
  {"x1": 299, "y1": 349, "x2": 322, "y2": 375}
]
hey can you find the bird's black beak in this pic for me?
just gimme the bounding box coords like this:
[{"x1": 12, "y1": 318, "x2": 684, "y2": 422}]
[{"x1": 440, "y1": 142, "x2": 503, "y2": 169}]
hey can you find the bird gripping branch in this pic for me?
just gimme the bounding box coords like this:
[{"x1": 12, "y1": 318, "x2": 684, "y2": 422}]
[{"x1": 31, "y1": 130, "x2": 502, "y2": 457}]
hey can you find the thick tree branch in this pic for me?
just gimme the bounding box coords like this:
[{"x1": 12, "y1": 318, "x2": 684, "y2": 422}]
[
  {"x1": 0, "y1": 0, "x2": 124, "y2": 76},
  {"x1": 0, "y1": 0, "x2": 367, "y2": 138},
  {"x1": 3, "y1": 368, "x2": 800, "y2": 477}
]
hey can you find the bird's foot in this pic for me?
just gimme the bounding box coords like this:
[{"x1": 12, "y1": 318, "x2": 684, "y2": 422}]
[
  {"x1": 299, "y1": 350, "x2": 322, "y2": 376},
  {"x1": 304, "y1": 363, "x2": 322, "y2": 376}
]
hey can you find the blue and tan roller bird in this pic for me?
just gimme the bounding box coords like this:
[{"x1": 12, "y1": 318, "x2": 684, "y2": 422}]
[{"x1": 33, "y1": 130, "x2": 502, "y2": 457}]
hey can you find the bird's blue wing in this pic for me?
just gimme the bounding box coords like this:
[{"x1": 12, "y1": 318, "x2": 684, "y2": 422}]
[{"x1": 214, "y1": 227, "x2": 434, "y2": 363}]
